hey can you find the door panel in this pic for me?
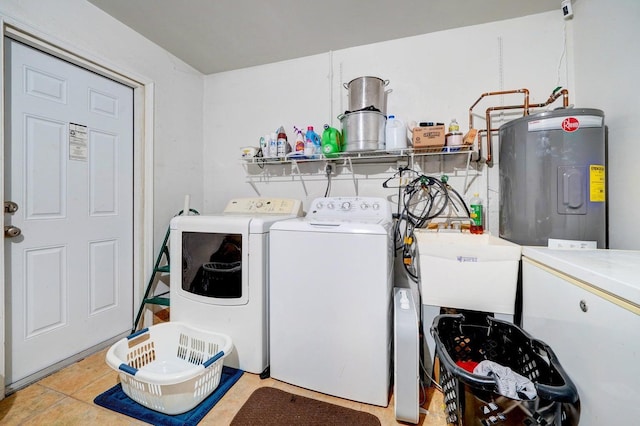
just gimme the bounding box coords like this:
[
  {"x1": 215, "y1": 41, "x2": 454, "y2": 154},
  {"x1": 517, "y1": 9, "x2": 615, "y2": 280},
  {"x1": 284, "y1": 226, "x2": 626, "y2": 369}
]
[
  {"x1": 4, "y1": 38, "x2": 134, "y2": 386},
  {"x1": 89, "y1": 130, "x2": 118, "y2": 214},
  {"x1": 89, "y1": 239, "x2": 118, "y2": 313},
  {"x1": 25, "y1": 116, "x2": 66, "y2": 218},
  {"x1": 25, "y1": 246, "x2": 66, "y2": 336}
]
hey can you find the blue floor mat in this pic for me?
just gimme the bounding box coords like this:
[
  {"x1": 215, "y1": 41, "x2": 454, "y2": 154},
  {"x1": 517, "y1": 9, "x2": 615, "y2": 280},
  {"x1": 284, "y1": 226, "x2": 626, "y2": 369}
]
[{"x1": 94, "y1": 366, "x2": 243, "y2": 426}]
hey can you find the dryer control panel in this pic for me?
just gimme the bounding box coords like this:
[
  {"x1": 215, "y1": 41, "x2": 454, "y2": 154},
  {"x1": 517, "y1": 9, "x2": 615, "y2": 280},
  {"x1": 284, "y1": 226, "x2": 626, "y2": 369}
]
[
  {"x1": 224, "y1": 198, "x2": 303, "y2": 215},
  {"x1": 308, "y1": 197, "x2": 392, "y2": 221}
]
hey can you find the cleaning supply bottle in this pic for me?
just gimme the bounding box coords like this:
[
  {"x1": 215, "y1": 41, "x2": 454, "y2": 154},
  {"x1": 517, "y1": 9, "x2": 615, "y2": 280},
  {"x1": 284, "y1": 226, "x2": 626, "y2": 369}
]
[
  {"x1": 305, "y1": 126, "x2": 320, "y2": 158},
  {"x1": 321, "y1": 124, "x2": 342, "y2": 158},
  {"x1": 259, "y1": 134, "x2": 269, "y2": 158},
  {"x1": 276, "y1": 126, "x2": 289, "y2": 158},
  {"x1": 469, "y1": 193, "x2": 484, "y2": 234},
  {"x1": 448, "y1": 118, "x2": 460, "y2": 133},
  {"x1": 311, "y1": 128, "x2": 322, "y2": 155},
  {"x1": 269, "y1": 132, "x2": 278, "y2": 158},
  {"x1": 385, "y1": 115, "x2": 407, "y2": 152},
  {"x1": 293, "y1": 126, "x2": 305, "y2": 154}
]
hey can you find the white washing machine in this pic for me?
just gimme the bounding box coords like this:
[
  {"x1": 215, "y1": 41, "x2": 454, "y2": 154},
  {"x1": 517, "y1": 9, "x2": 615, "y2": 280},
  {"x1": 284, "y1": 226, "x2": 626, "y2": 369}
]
[
  {"x1": 269, "y1": 196, "x2": 394, "y2": 406},
  {"x1": 169, "y1": 198, "x2": 302, "y2": 375}
]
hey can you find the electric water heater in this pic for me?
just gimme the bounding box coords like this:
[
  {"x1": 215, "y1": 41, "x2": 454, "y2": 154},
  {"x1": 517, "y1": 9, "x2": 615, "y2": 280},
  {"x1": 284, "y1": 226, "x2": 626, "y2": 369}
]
[{"x1": 499, "y1": 108, "x2": 607, "y2": 248}]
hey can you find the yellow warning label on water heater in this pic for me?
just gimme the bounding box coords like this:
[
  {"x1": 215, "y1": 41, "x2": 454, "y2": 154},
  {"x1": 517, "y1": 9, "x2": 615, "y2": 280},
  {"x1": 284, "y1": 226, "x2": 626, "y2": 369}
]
[{"x1": 589, "y1": 165, "x2": 605, "y2": 202}]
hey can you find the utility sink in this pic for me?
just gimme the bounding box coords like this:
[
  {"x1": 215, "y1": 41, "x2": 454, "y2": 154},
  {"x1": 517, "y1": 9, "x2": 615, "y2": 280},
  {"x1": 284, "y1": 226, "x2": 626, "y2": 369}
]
[
  {"x1": 415, "y1": 229, "x2": 522, "y2": 378},
  {"x1": 414, "y1": 230, "x2": 521, "y2": 314}
]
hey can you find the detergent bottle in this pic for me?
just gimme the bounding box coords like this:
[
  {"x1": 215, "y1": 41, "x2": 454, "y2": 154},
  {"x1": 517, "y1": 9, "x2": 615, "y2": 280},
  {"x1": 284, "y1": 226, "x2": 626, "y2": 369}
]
[
  {"x1": 321, "y1": 124, "x2": 342, "y2": 158},
  {"x1": 305, "y1": 126, "x2": 321, "y2": 158}
]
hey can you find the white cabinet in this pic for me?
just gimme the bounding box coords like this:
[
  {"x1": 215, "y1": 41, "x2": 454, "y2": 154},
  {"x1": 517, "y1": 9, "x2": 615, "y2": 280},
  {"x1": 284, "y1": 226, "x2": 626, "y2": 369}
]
[{"x1": 521, "y1": 248, "x2": 640, "y2": 426}]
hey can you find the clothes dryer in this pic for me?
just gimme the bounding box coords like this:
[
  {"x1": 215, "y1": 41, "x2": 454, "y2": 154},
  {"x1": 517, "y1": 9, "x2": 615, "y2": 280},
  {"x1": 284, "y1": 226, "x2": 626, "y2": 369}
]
[
  {"x1": 269, "y1": 197, "x2": 394, "y2": 406},
  {"x1": 169, "y1": 198, "x2": 302, "y2": 375}
]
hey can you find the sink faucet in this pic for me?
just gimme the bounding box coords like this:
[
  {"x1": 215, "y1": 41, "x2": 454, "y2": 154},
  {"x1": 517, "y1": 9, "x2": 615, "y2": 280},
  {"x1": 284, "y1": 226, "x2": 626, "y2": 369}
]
[{"x1": 445, "y1": 217, "x2": 474, "y2": 231}]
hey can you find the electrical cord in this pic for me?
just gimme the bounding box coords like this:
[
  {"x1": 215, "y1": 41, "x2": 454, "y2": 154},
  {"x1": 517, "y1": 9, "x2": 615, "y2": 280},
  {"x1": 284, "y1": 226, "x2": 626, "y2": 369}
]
[
  {"x1": 420, "y1": 353, "x2": 443, "y2": 392},
  {"x1": 323, "y1": 163, "x2": 332, "y2": 197},
  {"x1": 385, "y1": 170, "x2": 471, "y2": 407},
  {"x1": 387, "y1": 169, "x2": 472, "y2": 282}
]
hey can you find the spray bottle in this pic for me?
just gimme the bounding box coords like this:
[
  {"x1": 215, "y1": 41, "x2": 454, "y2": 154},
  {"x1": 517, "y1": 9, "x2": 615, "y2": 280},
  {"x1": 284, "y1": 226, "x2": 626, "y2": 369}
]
[{"x1": 293, "y1": 126, "x2": 305, "y2": 154}]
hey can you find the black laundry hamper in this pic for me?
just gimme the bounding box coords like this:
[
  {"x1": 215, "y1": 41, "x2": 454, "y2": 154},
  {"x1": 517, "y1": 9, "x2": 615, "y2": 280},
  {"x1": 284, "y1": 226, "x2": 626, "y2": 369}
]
[
  {"x1": 431, "y1": 314, "x2": 580, "y2": 426},
  {"x1": 198, "y1": 260, "x2": 242, "y2": 297}
]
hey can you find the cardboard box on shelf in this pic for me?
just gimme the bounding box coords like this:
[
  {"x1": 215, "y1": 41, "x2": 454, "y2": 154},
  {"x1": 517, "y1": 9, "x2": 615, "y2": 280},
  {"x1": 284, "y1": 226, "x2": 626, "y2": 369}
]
[{"x1": 412, "y1": 125, "x2": 445, "y2": 148}]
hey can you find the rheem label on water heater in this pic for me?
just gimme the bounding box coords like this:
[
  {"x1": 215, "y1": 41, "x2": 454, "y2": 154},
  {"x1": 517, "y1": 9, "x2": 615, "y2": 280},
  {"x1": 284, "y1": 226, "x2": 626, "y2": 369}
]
[
  {"x1": 528, "y1": 115, "x2": 603, "y2": 132},
  {"x1": 589, "y1": 165, "x2": 606, "y2": 202},
  {"x1": 562, "y1": 117, "x2": 580, "y2": 132}
]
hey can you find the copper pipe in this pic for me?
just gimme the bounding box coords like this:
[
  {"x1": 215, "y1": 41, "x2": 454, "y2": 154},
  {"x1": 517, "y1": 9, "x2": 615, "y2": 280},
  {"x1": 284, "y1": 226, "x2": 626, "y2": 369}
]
[
  {"x1": 468, "y1": 89, "x2": 529, "y2": 130},
  {"x1": 528, "y1": 88, "x2": 570, "y2": 109},
  {"x1": 473, "y1": 88, "x2": 570, "y2": 164},
  {"x1": 476, "y1": 129, "x2": 487, "y2": 160},
  {"x1": 561, "y1": 88, "x2": 569, "y2": 107},
  {"x1": 486, "y1": 104, "x2": 531, "y2": 115}
]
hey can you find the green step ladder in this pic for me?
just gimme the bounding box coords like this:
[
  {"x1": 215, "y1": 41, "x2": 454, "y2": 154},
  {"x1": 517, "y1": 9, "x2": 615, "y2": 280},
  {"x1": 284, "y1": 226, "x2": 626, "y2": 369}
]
[{"x1": 132, "y1": 208, "x2": 199, "y2": 333}]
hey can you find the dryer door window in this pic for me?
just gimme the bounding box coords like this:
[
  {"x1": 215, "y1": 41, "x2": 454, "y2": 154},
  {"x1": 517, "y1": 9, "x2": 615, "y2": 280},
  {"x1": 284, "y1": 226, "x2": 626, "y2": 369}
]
[{"x1": 182, "y1": 232, "x2": 243, "y2": 299}]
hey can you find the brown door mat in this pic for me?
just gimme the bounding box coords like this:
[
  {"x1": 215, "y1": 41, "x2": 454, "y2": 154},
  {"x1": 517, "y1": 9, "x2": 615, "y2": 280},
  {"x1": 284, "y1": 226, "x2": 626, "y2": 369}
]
[{"x1": 230, "y1": 387, "x2": 381, "y2": 426}]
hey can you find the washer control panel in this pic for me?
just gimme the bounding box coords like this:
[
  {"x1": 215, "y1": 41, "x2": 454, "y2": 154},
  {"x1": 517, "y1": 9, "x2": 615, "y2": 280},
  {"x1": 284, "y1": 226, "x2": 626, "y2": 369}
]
[
  {"x1": 308, "y1": 197, "x2": 391, "y2": 221},
  {"x1": 224, "y1": 198, "x2": 303, "y2": 215}
]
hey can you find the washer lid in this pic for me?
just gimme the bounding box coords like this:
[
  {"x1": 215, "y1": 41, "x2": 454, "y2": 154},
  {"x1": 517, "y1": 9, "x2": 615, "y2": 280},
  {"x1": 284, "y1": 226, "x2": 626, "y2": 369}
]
[
  {"x1": 270, "y1": 217, "x2": 391, "y2": 235},
  {"x1": 522, "y1": 246, "x2": 640, "y2": 305}
]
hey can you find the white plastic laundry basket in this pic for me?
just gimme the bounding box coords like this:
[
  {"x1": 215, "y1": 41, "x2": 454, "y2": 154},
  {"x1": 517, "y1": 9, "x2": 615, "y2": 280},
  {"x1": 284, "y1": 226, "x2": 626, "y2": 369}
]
[{"x1": 106, "y1": 322, "x2": 233, "y2": 415}]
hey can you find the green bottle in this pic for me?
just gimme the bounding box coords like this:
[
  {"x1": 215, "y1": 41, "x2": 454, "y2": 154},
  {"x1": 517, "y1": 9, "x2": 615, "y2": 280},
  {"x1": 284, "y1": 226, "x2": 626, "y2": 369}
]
[
  {"x1": 470, "y1": 193, "x2": 484, "y2": 234},
  {"x1": 321, "y1": 125, "x2": 342, "y2": 158}
]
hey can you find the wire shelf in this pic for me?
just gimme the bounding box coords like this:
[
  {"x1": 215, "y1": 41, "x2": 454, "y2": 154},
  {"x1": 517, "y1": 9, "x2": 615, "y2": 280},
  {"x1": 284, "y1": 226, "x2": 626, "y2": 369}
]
[{"x1": 241, "y1": 145, "x2": 474, "y2": 166}]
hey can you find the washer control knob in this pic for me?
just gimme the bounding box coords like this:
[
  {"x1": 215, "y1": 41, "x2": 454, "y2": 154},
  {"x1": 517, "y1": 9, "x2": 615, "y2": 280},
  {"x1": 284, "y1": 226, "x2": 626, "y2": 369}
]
[
  {"x1": 316, "y1": 202, "x2": 324, "y2": 209},
  {"x1": 341, "y1": 201, "x2": 352, "y2": 210},
  {"x1": 255, "y1": 201, "x2": 264, "y2": 208},
  {"x1": 360, "y1": 202, "x2": 369, "y2": 210},
  {"x1": 372, "y1": 203, "x2": 380, "y2": 210},
  {"x1": 327, "y1": 202, "x2": 335, "y2": 209}
]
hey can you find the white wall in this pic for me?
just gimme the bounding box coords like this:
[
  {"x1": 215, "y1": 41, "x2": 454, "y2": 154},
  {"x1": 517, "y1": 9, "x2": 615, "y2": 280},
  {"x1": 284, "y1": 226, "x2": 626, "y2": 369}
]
[
  {"x1": 204, "y1": 11, "x2": 568, "y2": 236},
  {"x1": 572, "y1": 0, "x2": 640, "y2": 249},
  {"x1": 0, "y1": 0, "x2": 205, "y2": 255},
  {"x1": 4, "y1": 1, "x2": 633, "y2": 249}
]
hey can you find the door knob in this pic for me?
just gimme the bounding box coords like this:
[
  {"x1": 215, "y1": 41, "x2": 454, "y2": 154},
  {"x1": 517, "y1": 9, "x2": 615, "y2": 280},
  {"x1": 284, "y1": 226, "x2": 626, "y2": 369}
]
[
  {"x1": 4, "y1": 201, "x2": 18, "y2": 213},
  {"x1": 4, "y1": 225, "x2": 22, "y2": 238}
]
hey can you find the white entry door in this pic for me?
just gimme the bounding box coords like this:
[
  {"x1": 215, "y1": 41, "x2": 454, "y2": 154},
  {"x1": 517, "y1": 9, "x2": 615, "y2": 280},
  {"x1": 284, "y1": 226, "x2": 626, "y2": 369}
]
[{"x1": 3, "y1": 38, "x2": 134, "y2": 386}]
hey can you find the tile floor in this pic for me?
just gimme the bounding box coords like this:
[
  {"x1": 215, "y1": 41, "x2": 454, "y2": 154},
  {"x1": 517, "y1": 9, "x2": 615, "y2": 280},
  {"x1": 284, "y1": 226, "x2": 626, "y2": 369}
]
[
  {"x1": 0, "y1": 310, "x2": 448, "y2": 425},
  {"x1": 0, "y1": 349, "x2": 450, "y2": 425}
]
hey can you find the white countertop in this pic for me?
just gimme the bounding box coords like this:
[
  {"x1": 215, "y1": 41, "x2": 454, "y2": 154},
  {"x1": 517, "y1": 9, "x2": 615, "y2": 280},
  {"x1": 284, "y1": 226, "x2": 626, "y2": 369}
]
[{"x1": 522, "y1": 246, "x2": 640, "y2": 305}]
